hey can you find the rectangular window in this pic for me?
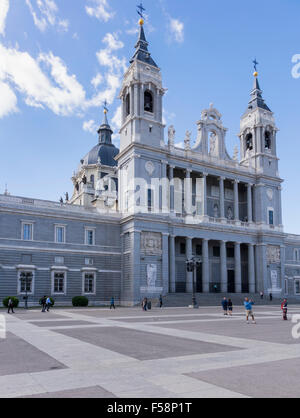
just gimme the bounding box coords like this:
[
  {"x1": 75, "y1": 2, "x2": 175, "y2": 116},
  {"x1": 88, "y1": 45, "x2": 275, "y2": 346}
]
[
  {"x1": 22, "y1": 223, "x2": 33, "y2": 241},
  {"x1": 55, "y1": 226, "x2": 65, "y2": 243},
  {"x1": 19, "y1": 271, "x2": 33, "y2": 293},
  {"x1": 84, "y1": 273, "x2": 95, "y2": 294},
  {"x1": 295, "y1": 279, "x2": 300, "y2": 295},
  {"x1": 196, "y1": 245, "x2": 202, "y2": 256},
  {"x1": 53, "y1": 272, "x2": 65, "y2": 294},
  {"x1": 148, "y1": 188, "x2": 153, "y2": 212},
  {"x1": 268, "y1": 210, "x2": 274, "y2": 226},
  {"x1": 85, "y1": 229, "x2": 95, "y2": 246},
  {"x1": 227, "y1": 247, "x2": 235, "y2": 258},
  {"x1": 180, "y1": 243, "x2": 186, "y2": 255},
  {"x1": 85, "y1": 258, "x2": 94, "y2": 266}
]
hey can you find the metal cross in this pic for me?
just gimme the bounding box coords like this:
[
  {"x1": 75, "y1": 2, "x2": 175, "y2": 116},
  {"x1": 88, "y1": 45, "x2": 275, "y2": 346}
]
[
  {"x1": 103, "y1": 99, "x2": 108, "y2": 113},
  {"x1": 253, "y1": 58, "x2": 259, "y2": 72},
  {"x1": 137, "y1": 2, "x2": 146, "y2": 19}
]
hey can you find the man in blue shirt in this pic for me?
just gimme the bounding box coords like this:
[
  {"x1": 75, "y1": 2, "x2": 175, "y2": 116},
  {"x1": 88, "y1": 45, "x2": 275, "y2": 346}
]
[
  {"x1": 221, "y1": 297, "x2": 228, "y2": 316},
  {"x1": 244, "y1": 298, "x2": 256, "y2": 324}
]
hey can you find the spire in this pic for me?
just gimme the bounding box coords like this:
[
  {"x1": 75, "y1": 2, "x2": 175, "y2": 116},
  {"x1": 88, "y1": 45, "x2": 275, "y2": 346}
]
[
  {"x1": 246, "y1": 59, "x2": 271, "y2": 113},
  {"x1": 130, "y1": 4, "x2": 158, "y2": 68},
  {"x1": 98, "y1": 100, "x2": 113, "y2": 145}
]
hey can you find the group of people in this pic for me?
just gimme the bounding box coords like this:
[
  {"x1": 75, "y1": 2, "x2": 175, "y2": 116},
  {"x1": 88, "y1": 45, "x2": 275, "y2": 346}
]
[
  {"x1": 40, "y1": 296, "x2": 52, "y2": 312},
  {"x1": 260, "y1": 291, "x2": 274, "y2": 301},
  {"x1": 142, "y1": 295, "x2": 163, "y2": 311},
  {"x1": 221, "y1": 296, "x2": 289, "y2": 323}
]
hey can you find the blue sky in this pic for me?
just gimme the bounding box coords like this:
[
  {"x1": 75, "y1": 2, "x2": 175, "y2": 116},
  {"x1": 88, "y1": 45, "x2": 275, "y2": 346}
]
[{"x1": 0, "y1": 0, "x2": 300, "y2": 233}]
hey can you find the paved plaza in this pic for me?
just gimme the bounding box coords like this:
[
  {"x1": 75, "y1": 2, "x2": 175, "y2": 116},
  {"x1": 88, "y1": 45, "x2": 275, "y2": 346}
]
[{"x1": 1, "y1": 304, "x2": 300, "y2": 398}]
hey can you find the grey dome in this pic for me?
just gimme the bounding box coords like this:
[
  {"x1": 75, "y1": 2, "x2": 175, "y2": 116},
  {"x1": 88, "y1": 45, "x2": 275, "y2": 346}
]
[{"x1": 83, "y1": 143, "x2": 119, "y2": 167}]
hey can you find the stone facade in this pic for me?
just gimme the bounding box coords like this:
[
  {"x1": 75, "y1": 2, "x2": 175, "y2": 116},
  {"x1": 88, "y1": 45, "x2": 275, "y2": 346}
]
[{"x1": 1, "y1": 21, "x2": 300, "y2": 306}]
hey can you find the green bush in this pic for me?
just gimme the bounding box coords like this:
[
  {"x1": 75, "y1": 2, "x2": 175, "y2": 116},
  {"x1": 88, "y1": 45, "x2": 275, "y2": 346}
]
[
  {"x1": 39, "y1": 297, "x2": 55, "y2": 306},
  {"x1": 72, "y1": 296, "x2": 89, "y2": 307},
  {"x1": 3, "y1": 296, "x2": 19, "y2": 308}
]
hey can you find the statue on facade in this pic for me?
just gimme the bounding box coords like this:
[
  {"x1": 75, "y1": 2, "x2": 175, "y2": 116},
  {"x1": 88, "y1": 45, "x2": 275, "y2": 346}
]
[
  {"x1": 184, "y1": 131, "x2": 191, "y2": 151},
  {"x1": 168, "y1": 125, "x2": 175, "y2": 147},
  {"x1": 209, "y1": 132, "x2": 217, "y2": 156}
]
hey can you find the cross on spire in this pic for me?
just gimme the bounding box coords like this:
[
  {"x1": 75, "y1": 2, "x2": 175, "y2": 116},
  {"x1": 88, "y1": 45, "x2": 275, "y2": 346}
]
[
  {"x1": 103, "y1": 99, "x2": 108, "y2": 114},
  {"x1": 137, "y1": 2, "x2": 145, "y2": 19},
  {"x1": 253, "y1": 58, "x2": 259, "y2": 72}
]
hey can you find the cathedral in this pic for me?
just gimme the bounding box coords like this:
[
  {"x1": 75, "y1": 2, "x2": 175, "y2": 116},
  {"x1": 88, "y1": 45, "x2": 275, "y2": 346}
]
[{"x1": 1, "y1": 14, "x2": 300, "y2": 307}]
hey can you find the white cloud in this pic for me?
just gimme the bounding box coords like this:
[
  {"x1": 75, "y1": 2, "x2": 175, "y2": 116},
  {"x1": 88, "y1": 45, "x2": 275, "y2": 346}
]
[
  {"x1": 91, "y1": 73, "x2": 103, "y2": 89},
  {"x1": 0, "y1": 45, "x2": 86, "y2": 117},
  {"x1": 0, "y1": 0, "x2": 9, "y2": 36},
  {"x1": 26, "y1": 0, "x2": 69, "y2": 32},
  {"x1": 83, "y1": 119, "x2": 97, "y2": 134},
  {"x1": 169, "y1": 18, "x2": 184, "y2": 44},
  {"x1": 85, "y1": 0, "x2": 114, "y2": 22},
  {"x1": 0, "y1": 80, "x2": 17, "y2": 117}
]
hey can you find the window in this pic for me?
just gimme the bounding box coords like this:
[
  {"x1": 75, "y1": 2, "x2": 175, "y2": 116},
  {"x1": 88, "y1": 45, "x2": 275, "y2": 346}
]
[
  {"x1": 265, "y1": 131, "x2": 271, "y2": 150},
  {"x1": 54, "y1": 256, "x2": 64, "y2": 265},
  {"x1": 245, "y1": 133, "x2": 253, "y2": 151},
  {"x1": 85, "y1": 258, "x2": 94, "y2": 266},
  {"x1": 22, "y1": 223, "x2": 33, "y2": 241},
  {"x1": 90, "y1": 175, "x2": 94, "y2": 187},
  {"x1": 227, "y1": 247, "x2": 234, "y2": 258},
  {"x1": 55, "y1": 225, "x2": 66, "y2": 243},
  {"x1": 147, "y1": 188, "x2": 153, "y2": 212},
  {"x1": 52, "y1": 272, "x2": 66, "y2": 294},
  {"x1": 295, "y1": 279, "x2": 300, "y2": 295},
  {"x1": 213, "y1": 247, "x2": 220, "y2": 257},
  {"x1": 85, "y1": 228, "x2": 95, "y2": 246},
  {"x1": 268, "y1": 210, "x2": 274, "y2": 226},
  {"x1": 19, "y1": 271, "x2": 34, "y2": 294},
  {"x1": 125, "y1": 93, "x2": 130, "y2": 116},
  {"x1": 196, "y1": 245, "x2": 202, "y2": 256},
  {"x1": 144, "y1": 91, "x2": 153, "y2": 113},
  {"x1": 83, "y1": 273, "x2": 96, "y2": 294}
]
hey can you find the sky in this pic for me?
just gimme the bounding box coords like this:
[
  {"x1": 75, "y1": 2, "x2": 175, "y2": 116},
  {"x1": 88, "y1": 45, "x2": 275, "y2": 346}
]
[{"x1": 0, "y1": 0, "x2": 300, "y2": 233}]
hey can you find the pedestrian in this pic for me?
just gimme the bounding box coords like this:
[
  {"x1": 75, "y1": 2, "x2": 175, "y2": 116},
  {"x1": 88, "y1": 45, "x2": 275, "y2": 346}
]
[
  {"x1": 142, "y1": 297, "x2": 148, "y2": 311},
  {"x1": 41, "y1": 295, "x2": 47, "y2": 312},
  {"x1": 159, "y1": 294, "x2": 163, "y2": 308},
  {"x1": 221, "y1": 297, "x2": 228, "y2": 316},
  {"x1": 260, "y1": 291, "x2": 264, "y2": 300},
  {"x1": 228, "y1": 298, "x2": 233, "y2": 316},
  {"x1": 244, "y1": 297, "x2": 256, "y2": 324},
  {"x1": 281, "y1": 299, "x2": 288, "y2": 321},
  {"x1": 46, "y1": 296, "x2": 52, "y2": 312},
  {"x1": 213, "y1": 284, "x2": 218, "y2": 293},
  {"x1": 110, "y1": 296, "x2": 115, "y2": 310},
  {"x1": 269, "y1": 292, "x2": 273, "y2": 302},
  {"x1": 7, "y1": 298, "x2": 14, "y2": 314}
]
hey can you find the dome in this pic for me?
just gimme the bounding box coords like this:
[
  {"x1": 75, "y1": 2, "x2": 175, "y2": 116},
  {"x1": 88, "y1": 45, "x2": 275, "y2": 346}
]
[{"x1": 82, "y1": 143, "x2": 119, "y2": 167}]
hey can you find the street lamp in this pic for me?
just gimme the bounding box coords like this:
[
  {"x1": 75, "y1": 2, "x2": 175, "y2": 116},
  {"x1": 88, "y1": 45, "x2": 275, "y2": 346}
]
[
  {"x1": 186, "y1": 258, "x2": 200, "y2": 309},
  {"x1": 20, "y1": 272, "x2": 31, "y2": 310}
]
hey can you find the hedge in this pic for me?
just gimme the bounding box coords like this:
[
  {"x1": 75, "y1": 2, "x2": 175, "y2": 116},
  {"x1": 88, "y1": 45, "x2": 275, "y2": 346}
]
[{"x1": 72, "y1": 296, "x2": 89, "y2": 307}]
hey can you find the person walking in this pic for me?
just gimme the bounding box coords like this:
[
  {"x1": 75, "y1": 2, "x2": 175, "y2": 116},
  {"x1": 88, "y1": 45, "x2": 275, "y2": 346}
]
[
  {"x1": 110, "y1": 297, "x2": 115, "y2": 310},
  {"x1": 228, "y1": 298, "x2": 233, "y2": 316},
  {"x1": 159, "y1": 294, "x2": 163, "y2": 308},
  {"x1": 142, "y1": 297, "x2": 148, "y2": 311},
  {"x1": 46, "y1": 296, "x2": 52, "y2": 312},
  {"x1": 221, "y1": 297, "x2": 228, "y2": 316},
  {"x1": 260, "y1": 291, "x2": 264, "y2": 300},
  {"x1": 269, "y1": 292, "x2": 273, "y2": 302},
  {"x1": 281, "y1": 299, "x2": 288, "y2": 321},
  {"x1": 41, "y1": 295, "x2": 47, "y2": 312},
  {"x1": 7, "y1": 298, "x2": 14, "y2": 314},
  {"x1": 244, "y1": 297, "x2": 256, "y2": 324}
]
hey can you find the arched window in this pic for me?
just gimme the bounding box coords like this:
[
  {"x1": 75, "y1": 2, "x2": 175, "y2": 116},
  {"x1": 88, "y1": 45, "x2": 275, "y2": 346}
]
[
  {"x1": 125, "y1": 93, "x2": 130, "y2": 117},
  {"x1": 245, "y1": 133, "x2": 253, "y2": 151},
  {"x1": 265, "y1": 131, "x2": 271, "y2": 150},
  {"x1": 144, "y1": 91, "x2": 153, "y2": 113},
  {"x1": 90, "y1": 175, "x2": 94, "y2": 187}
]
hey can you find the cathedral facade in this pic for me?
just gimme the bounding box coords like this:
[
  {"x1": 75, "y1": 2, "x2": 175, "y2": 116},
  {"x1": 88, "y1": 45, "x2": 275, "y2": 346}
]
[{"x1": 1, "y1": 18, "x2": 300, "y2": 306}]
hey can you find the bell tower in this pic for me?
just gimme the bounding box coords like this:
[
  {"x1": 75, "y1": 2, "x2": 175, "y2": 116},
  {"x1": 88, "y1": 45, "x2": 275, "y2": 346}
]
[
  {"x1": 239, "y1": 62, "x2": 283, "y2": 229},
  {"x1": 119, "y1": 9, "x2": 165, "y2": 152},
  {"x1": 239, "y1": 62, "x2": 279, "y2": 177}
]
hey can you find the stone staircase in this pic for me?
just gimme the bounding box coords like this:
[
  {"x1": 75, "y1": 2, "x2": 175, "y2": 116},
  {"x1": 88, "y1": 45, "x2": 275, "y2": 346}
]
[{"x1": 162, "y1": 293, "x2": 300, "y2": 308}]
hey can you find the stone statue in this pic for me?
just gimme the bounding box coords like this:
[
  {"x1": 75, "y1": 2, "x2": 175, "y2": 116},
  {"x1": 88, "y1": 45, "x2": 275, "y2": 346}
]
[
  {"x1": 184, "y1": 131, "x2": 191, "y2": 151},
  {"x1": 213, "y1": 204, "x2": 219, "y2": 218},
  {"x1": 147, "y1": 264, "x2": 157, "y2": 288},
  {"x1": 227, "y1": 206, "x2": 233, "y2": 220},
  {"x1": 209, "y1": 132, "x2": 217, "y2": 156},
  {"x1": 233, "y1": 145, "x2": 239, "y2": 161},
  {"x1": 168, "y1": 125, "x2": 175, "y2": 146}
]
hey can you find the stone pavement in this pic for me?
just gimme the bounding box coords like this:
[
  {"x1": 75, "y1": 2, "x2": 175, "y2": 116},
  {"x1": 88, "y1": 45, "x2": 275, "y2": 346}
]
[{"x1": 0, "y1": 304, "x2": 300, "y2": 398}]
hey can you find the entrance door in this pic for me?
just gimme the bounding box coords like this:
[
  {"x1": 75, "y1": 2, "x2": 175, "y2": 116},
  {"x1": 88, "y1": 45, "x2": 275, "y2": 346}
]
[
  {"x1": 196, "y1": 263, "x2": 202, "y2": 293},
  {"x1": 228, "y1": 270, "x2": 235, "y2": 293}
]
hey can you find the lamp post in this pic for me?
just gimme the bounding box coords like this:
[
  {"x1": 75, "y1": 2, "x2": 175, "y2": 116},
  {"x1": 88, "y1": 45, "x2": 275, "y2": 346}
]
[
  {"x1": 21, "y1": 272, "x2": 31, "y2": 310},
  {"x1": 186, "y1": 258, "x2": 199, "y2": 309}
]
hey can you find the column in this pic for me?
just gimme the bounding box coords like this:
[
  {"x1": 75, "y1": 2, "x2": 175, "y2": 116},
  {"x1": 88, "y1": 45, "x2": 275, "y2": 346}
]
[
  {"x1": 248, "y1": 243, "x2": 255, "y2": 293},
  {"x1": 132, "y1": 230, "x2": 141, "y2": 304},
  {"x1": 235, "y1": 242, "x2": 242, "y2": 293},
  {"x1": 130, "y1": 84, "x2": 134, "y2": 116},
  {"x1": 140, "y1": 83, "x2": 144, "y2": 116},
  {"x1": 278, "y1": 186, "x2": 283, "y2": 226},
  {"x1": 234, "y1": 180, "x2": 240, "y2": 221},
  {"x1": 202, "y1": 238, "x2": 209, "y2": 293},
  {"x1": 186, "y1": 237, "x2": 193, "y2": 293},
  {"x1": 160, "y1": 161, "x2": 167, "y2": 213},
  {"x1": 203, "y1": 173, "x2": 208, "y2": 218},
  {"x1": 169, "y1": 235, "x2": 176, "y2": 293},
  {"x1": 134, "y1": 84, "x2": 139, "y2": 116},
  {"x1": 220, "y1": 240, "x2": 227, "y2": 293},
  {"x1": 219, "y1": 177, "x2": 225, "y2": 219},
  {"x1": 247, "y1": 183, "x2": 253, "y2": 223},
  {"x1": 185, "y1": 169, "x2": 192, "y2": 216},
  {"x1": 169, "y1": 165, "x2": 175, "y2": 214},
  {"x1": 162, "y1": 233, "x2": 169, "y2": 295}
]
